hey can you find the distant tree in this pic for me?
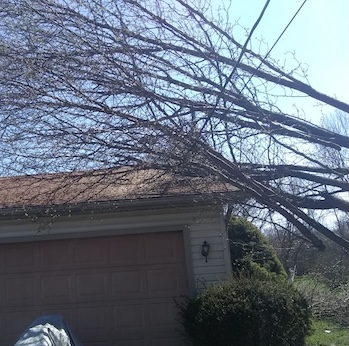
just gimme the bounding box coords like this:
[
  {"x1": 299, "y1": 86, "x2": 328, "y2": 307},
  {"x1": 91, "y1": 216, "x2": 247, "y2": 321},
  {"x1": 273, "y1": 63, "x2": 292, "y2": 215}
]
[
  {"x1": 0, "y1": 0, "x2": 348, "y2": 249},
  {"x1": 267, "y1": 217, "x2": 349, "y2": 285},
  {"x1": 265, "y1": 222, "x2": 308, "y2": 274},
  {"x1": 317, "y1": 110, "x2": 348, "y2": 172}
]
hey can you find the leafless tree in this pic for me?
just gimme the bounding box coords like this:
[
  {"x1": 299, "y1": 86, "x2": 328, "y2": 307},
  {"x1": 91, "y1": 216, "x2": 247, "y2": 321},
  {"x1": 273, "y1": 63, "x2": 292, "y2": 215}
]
[
  {"x1": 0, "y1": 0, "x2": 348, "y2": 249},
  {"x1": 317, "y1": 110, "x2": 348, "y2": 175}
]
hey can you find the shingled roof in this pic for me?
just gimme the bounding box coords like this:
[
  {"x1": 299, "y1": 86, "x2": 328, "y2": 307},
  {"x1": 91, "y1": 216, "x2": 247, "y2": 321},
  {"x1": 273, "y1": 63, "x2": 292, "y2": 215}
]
[{"x1": 0, "y1": 168, "x2": 241, "y2": 218}]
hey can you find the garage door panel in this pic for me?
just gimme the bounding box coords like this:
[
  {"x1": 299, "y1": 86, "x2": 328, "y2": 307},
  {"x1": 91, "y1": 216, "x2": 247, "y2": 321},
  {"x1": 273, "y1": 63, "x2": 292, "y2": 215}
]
[
  {"x1": 40, "y1": 274, "x2": 74, "y2": 304},
  {"x1": 144, "y1": 233, "x2": 185, "y2": 264},
  {"x1": 5, "y1": 275, "x2": 39, "y2": 307},
  {"x1": 77, "y1": 305, "x2": 112, "y2": 336},
  {"x1": 113, "y1": 304, "x2": 147, "y2": 330},
  {"x1": 146, "y1": 264, "x2": 189, "y2": 297},
  {"x1": 147, "y1": 267, "x2": 180, "y2": 296},
  {"x1": 110, "y1": 237, "x2": 144, "y2": 266},
  {"x1": 144, "y1": 234, "x2": 176, "y2": 262},
  {"x1": 111, "y1": 270, "x2": 144, "y2": 298},
  {"x1": 76, "y1": 271, "x2": 110, "y2": 301},
  {"x1": 40, "y1": 240, "x2": 73, "y2": 269},
  {"x1": 75, "y1": 238, "x2": 109, "y2": 268},
  {"x1": 4, "y1": 243, "x2": 39, "y2": 273},
  {"x1": 149, "y1": 301, "x2": 179, "y2": 328}
]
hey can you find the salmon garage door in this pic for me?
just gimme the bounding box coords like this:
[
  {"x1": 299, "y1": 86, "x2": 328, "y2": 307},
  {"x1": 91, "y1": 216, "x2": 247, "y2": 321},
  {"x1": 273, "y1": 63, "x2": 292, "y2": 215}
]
[{"x1": 0, "y1": 231, "x2": 189, "y2": 345}]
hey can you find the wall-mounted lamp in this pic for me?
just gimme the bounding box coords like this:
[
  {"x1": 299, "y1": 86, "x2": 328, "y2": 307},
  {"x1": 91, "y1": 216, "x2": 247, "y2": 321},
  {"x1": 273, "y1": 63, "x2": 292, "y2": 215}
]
[{"x1": 201, "y1": 241, "x2": 210, "y2": 263}]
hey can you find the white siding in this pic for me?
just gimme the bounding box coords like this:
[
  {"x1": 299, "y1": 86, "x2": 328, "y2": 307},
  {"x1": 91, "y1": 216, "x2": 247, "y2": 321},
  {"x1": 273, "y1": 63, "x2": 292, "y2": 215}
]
[{"x1": 187, "y1": 215, "x2": 231, "y2": 290}]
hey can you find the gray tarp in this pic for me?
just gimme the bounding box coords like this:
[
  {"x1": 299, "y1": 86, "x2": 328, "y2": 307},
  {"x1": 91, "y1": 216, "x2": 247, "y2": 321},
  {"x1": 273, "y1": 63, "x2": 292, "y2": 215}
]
[{"x1": 14, "y1": 315, "x2": 81, "y2": 346}]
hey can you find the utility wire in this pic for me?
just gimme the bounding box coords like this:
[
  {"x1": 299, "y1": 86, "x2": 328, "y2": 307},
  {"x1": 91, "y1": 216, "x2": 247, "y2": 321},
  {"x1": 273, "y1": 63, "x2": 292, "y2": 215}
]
[
  {"x1": 216, "y1": 0, "x2": 271, "y2": 105},
  {"x1": 186, "y1": 0, "x2": 307, "y2": 160},
  {"x1": 239, "y1": 0, "x2": 308, "y2": 94},
  {"x1": 198, "y1": 0, "x2": 271, "y2": 133}
]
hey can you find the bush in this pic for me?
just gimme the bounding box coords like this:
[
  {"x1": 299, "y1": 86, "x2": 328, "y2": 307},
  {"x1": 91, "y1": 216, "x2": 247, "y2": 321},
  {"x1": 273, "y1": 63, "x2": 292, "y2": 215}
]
[
  {"x1": 228, "y1": 217, "x2": 287, "y2": 279},
  {"x1": 178, "y1": 274, "x2": 311, "y2": 346},
  {"x1": 295, "y1": 275, "x2": 349, "y2": 327}
]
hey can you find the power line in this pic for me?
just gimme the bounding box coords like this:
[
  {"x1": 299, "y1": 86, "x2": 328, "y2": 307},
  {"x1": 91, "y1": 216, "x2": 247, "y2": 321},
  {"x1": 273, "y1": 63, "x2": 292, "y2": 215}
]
[
  {"x1": 240, "y1": 0, "x2": 308, "y2": 94},
  {"x1": 200, "y1": 0, "x2": 271, "y2": 130},
  {"x1": 171, "y1": 1, "x2": 272, "y2": 173},
  {"x1": 188, "y1": 0, "x2": 308, "y2": 156},
  {"x1": 218, "y1": 0, "x2": 271, "y2": 104}
]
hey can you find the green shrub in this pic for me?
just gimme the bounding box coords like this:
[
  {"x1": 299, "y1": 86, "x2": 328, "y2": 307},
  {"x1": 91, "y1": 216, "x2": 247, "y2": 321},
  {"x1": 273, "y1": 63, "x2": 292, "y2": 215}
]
[
  {"x1": 228, "y1": 217, "x2": 287, "y2": 278},
  {"x1": 178, "y1": 274, "x2": 311, "y2": 346}
]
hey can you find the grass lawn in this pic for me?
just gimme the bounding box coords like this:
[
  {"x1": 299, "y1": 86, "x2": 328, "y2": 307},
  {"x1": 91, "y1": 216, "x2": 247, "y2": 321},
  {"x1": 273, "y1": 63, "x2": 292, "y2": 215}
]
[{"x1": 306, "y1": 319, "x2": 349, "y2": 346}]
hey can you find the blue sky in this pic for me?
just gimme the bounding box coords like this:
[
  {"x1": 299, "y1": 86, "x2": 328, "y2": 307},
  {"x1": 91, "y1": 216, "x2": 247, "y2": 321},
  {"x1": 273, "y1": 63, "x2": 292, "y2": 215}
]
[{"x1": 226, "y1": 0, "x2": 349, "y2": 121}]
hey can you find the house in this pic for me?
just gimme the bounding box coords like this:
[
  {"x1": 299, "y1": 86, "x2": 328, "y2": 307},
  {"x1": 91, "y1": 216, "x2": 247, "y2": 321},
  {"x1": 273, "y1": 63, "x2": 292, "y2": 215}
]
[{"x1": 0, "y1": 168, "x2": 242, "y2": 345}]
